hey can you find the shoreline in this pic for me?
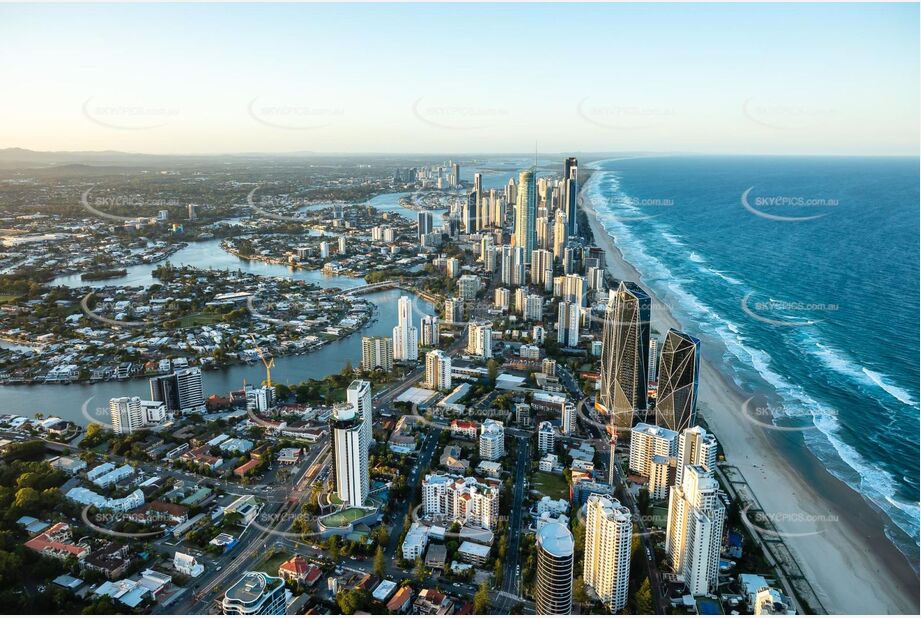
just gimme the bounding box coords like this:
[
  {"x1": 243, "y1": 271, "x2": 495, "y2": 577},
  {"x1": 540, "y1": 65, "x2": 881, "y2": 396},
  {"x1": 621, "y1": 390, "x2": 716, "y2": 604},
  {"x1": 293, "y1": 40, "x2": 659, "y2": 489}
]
[{"x1": 582, "y1": 191, "x2": 919, "y2": 613}]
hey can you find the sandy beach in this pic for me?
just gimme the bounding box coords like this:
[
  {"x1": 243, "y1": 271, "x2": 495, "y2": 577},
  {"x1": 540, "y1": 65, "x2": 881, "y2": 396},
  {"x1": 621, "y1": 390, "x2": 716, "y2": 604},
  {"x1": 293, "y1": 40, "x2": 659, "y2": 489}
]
[{"x1": 582, "y1": 194, "x2": 920, "y2": 615}]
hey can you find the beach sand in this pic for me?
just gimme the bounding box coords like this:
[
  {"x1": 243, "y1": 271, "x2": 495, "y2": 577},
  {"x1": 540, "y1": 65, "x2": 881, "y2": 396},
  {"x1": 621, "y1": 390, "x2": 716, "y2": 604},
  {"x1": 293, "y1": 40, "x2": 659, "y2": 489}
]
[{"x1": 583, "y1": 195, "x2": 920, "y2": 614}]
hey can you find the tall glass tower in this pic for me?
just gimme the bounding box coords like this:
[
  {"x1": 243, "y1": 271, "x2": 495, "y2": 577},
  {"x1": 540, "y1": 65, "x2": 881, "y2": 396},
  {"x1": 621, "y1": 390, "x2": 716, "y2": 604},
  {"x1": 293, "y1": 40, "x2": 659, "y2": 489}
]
[
  {"x1": 514, "y1": 169, "x2": 537, "y2": 262},
  {"x1": 655, "y1": 329, "x2": 701, "y2": 432},
  {"x1": 599, "y1": 280, "x2": 651, "y2": 430}
]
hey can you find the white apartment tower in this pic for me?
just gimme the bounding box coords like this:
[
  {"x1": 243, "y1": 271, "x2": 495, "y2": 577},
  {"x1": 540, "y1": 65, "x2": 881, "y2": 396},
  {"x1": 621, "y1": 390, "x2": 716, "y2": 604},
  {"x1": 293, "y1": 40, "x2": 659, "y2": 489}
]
[
  {"x1": 425, "y1": 349, "x2": 452, "y2": 391},
  {"x1": 479, "y1": 419, "x2": 505, "y2": 461},
  {"x1": 629, "y1": 422, "x2": 679, "y2": 477},
  {"x1": 584, "y1": 494, "x2": 633, "y2": 612},
  {"x1": 675, "y1": 426, "x2": 719, "y2": 488},
  {"x1": 110, "y1": 396, "x2": 143, "y2": 434},
  {"x1": 330, "y1": 404, "x2": 369, "y2": 507},
  {"x1": 392, "y1": 295, "x2": 419, "y2": 361}
]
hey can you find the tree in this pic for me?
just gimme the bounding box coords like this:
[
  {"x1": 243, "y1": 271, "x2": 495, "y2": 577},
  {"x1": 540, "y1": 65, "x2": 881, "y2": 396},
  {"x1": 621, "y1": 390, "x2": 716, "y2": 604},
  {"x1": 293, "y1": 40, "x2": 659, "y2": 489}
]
[
  {"x1": 493, "y1": 559, "x2": 503, "y2": 587},
  {"x1": 337, "y1": 588, "x2": 370, "y2": 614},
  {"x1": 487, "y1": 359, "x2": 498, "y2": 385},
  {"x1": 573, "y1": 575, "x2": 589, "y2": 606},
  {"x1": 413, "y1": 557, "x2": 426, "y2": 584},
  {"x1": 374, "y1": 546, "x2": 386, "y2": 577},
  {"x1": 473, "y1": 581, "x2": 491, "y2": 614},
  {"x1": 635, "y1": 577, "x2": 653, "y2": 614}
]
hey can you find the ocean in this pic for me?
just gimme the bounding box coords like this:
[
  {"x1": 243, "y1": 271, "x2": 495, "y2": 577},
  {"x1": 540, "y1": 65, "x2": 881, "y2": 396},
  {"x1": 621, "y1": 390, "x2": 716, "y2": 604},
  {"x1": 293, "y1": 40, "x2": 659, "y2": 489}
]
[{"x1": 584, "y1": 155, "x2": 920, "y2": 561}]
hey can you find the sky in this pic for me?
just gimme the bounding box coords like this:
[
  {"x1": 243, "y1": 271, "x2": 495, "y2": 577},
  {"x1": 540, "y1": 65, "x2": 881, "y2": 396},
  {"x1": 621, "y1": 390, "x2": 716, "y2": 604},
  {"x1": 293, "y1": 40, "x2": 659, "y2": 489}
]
[{"x1": 0, "y1": 2, "x2": 918, "y2": 156}]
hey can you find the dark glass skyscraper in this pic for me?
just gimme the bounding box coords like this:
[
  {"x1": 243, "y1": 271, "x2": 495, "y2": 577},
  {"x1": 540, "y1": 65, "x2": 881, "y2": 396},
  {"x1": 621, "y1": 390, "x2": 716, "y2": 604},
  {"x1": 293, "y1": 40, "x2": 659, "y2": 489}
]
[
  {"x1": 599, "y1": 281, "x2": 651, "y2": 430},
  {"x1": 655, "y1": 328, "x2": 701, "y2": 432},
  {"x1": 563, "y1": 156, "x2": 578, "y2": 236}
]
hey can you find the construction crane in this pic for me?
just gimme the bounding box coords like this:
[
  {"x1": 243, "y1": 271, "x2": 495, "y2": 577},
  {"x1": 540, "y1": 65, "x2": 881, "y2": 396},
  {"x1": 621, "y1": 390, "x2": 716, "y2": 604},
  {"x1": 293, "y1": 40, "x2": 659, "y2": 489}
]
[{"x1": 249, "y1": 334, "x2": 275, "y2": 387}]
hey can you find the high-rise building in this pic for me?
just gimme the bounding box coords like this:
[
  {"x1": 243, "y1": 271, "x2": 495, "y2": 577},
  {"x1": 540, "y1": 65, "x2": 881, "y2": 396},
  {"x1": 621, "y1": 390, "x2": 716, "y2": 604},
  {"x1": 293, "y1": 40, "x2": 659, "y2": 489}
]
[
  {"x1": 417, "y1": 211, "x2": 434, "y2": 242},
  {"x1": 666, "y1": 465, "x2": 725, "y2": 596},
  {"x1": 655, "y1": 329, "x2": 701, "y2": 432},
  {"x1": 557, "y1": 273, "x2": 587, "y2": 306},
  {"x1": 557, "y1": 302, "x2": 580, "y2": 348},
  {"x1": 361, "y1": 336, "x2": 393, "y2": 372},
  {"x1": 330, "y1": 404, "x2": 369, "y2": 507},
  {"x1": 584, "y1": 493, "x2": 632, "y2": 612},
  {"x1": 446, "y1": 256, "x2": 460, "y2": 279},
  {"x1": 675, "y1": 426, "x2": 718, "y2": 488},
  {"x1": 586, "y1": 265, "x2": 605, "y2": 292},
  {"x1": 536, "y1": 216, "x2": 551, "y2": 251},
  {"x1": 463, "y1": 191, "x2": 478, "y2": 233},
  {"x1": 649, "y1": 454, "x2": 677, "y2": 501},
  {"x1": 319, "y1": 241, "x2": 330, "y2": 259},
  {"x1": 505, "y1": 176, "x2": 517, "y2": 206},
  {"x1": 553, "y1": 211, "x2": 567, "y2": 261},
  {"x1": 561, "y1": 400, "x2": 576, "y2": 435},
  {"x1": 599, "y1": 281, "x2": 651, "y2": 429},
  {"x1": 392, "y1": 296, "x2": 419, "y2": 361},
  {"x1": 538, "y1": 421, "x2": 556, "y2": 454},
  {"x1": 337, "y1": 235, "x2": 347, "y2": 254},
  {"x1": 629, "y1": 422, "x2": 679, "y2": 477},
  {"x1": 648, "y1": 338, "x2": 658, "y2": 383},
  {"x1": 444, "y1": 297, "x2": 464, "y2": 323},
  {"x1": 494, "y1": 287, "x2": 510, "y2": 312},
  {"x1": 110, "y1": 396, "x2": 143, "y2": 434},
  {"x1": 536, "y1": 522, "x2": 574, "y2": 615},
  {"x1": 457, "y1": 274, "x2": 480, "y2": 299},
  {"x1": 425, "y1": 350, "x2": 452, "y2": 391},
  {"x1": 531, "y1": 249, "x2": 553, "y2": 287},
  {"x1": 150, "y1": 367, "x2": 204, "y2": 414},
  {"x1": 347, "y1": 379, "x2": 373, "y2": 446},
  {"x1": 479, "y1": 419, "x2": 505, "y2": 460},
  {"x1": 467, "y1": 322, "x2": 493, "y2": 359},
  {"x1": 523, "y1": 294, "x2": 543, "y2": 322},
  {"x1": 514, "y1": 170, "x2": 537, "y2": 261},
  {"x1": 563, "y1": 157, "x2": 578, "y2": 236},
  {"x1": 420, "y1": 314, "x2": 440, "y2": 347},
  {"x1": 422, "y1": 474, "x2": 500, "y2": 530},
  {"x1": 473, "y1": 172, "x2": 482, "y2": 196},
  {"x1": 500, "y1": 245, "x2": 526, "y2": 287},
  {"x1": 222, "y1": 572, "x2": 286, "y2": 615}
]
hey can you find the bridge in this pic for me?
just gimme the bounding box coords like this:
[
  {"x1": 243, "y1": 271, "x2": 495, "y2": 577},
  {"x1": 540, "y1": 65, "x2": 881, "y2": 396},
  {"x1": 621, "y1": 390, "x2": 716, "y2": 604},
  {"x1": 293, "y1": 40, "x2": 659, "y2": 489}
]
[{"x1": 342, "y1": 279, "x2": 441, "y2": 304}]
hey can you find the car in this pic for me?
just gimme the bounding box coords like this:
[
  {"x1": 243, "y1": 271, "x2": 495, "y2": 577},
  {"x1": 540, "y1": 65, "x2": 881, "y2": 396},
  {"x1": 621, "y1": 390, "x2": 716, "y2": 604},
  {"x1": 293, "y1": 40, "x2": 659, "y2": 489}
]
[{"x1": 216, "y1": 566, "x2": 223, "y2": 571}]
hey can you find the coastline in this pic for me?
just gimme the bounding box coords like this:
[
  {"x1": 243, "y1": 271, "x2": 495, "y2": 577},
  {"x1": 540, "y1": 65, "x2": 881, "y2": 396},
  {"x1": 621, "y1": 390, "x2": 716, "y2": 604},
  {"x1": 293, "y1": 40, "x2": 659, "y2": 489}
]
[{"x1": 582, "y1": 194, "x2": 920, "y2": 614}]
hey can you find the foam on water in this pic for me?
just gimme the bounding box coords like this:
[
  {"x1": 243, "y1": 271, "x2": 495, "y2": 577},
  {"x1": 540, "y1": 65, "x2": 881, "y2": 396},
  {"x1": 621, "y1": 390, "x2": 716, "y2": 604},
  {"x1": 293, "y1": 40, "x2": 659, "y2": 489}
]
[{"x1": 586, "y1": 167, "x2": 921, "y2": 553}]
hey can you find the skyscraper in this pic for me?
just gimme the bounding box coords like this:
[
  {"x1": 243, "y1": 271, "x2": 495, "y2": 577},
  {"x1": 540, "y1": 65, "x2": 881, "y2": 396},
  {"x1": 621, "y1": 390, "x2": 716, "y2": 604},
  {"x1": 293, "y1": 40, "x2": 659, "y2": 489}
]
[
  {"x1": 500, "y1": 245, "x2": 525, "y2": 287},
  {"x1": 531, "y1": 249, "x2": 553, "y2": 287},
  {"x1": 420, "y1": 314, "x2": 440, "y2": 346},
  {"x1": 417, "y1": 211, "x2": 433, "y2": 242},
  {"x1": 666, "y1": 465, "x2": 725, "y2": 596},
  {"x1": 655, "y1": 329, "x2": 701, "y2": 432},
  {"x1": 514, "y1": 170, "x2": 537, "y2": 262},
  {"x1": 536, "y1": 522, "x2": 574, "y2": 615},
  {"x1": 466, "y1": 322, "x2": 493, "y2": 359},
  {"x1": 557, "y1": 301, "x2": 580, "y2": 347},
  {"x1": 150, "y1": 367, "x2": 204, "y2": 414},
  {"x1": 599, "y1": 281, "x2": 651, "y2": 430},
  {"x1": 392, "y1": 295, "x2": 419, "y2": 361},
  {"x1": 648, "y1": 338, "x2": 658, "y2": 383},
  {"x1": 330, "y1": 404, "x2": 369, "y2": 507},
  {"x1": 584, "y1": 493, "x2": 632, "y2": 612},
  {"x1": 347, "y1": 379, "x2": 373, "y2": 447},
  {"x1": 463, "y1": 191, "x2": 478, "y2": 233},
  {"x1": 110, "y1": 396, "x2": 143, "y2": 434},
  {"x1": 553, "y1": 210, "x2": 567, "y2": 261},
  {"x1": 361, "y1": 336, "x2": 393, "y2": 372},
  {"x1": 675, "y1": 426, "x2": 718, "y2": 488},
  {"x1": 563, "y1": 157, "x2": 578, "y2": 236},
  {"x1": 425, "y1": 349, "x2": 452, "y2": 391}
]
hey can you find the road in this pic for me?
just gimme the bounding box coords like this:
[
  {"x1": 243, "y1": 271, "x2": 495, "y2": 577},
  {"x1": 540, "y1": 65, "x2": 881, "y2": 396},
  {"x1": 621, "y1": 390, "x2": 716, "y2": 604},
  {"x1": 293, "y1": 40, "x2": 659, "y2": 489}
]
[{"x1": 495, "y1": 434, "x2": 531, "y2": 613}]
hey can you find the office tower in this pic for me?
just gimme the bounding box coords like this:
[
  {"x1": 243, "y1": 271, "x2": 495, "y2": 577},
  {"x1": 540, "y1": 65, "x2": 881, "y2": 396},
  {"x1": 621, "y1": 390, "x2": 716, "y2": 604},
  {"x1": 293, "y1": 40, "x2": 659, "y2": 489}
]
[
  {"x1": 463, "y1": 191, "x2": 478, "y2": 233},
  {"x1": 444, "y1": 297, "x2": 464, "y2": 323},
  {"x1": 536, "y1": 522, "x2": 574, "y2": 615},
  {"x1": 553, "y1": 211, "x2": 567, "y2": 261},
  {"x1": 531, "y1": 249, "x2": 553, "y2": 287},
  {"x1": 656, "y1": 329, "x2": 702, "y2": 432},
  {"x1": 599, "y1": 281, "x2": 651, "y2": 430},
  {"x1": 505, "y1": 176, "x2": 517, "y2": 206},
  {"x1": 494, "y1": 287, "x2": 510, "y2": 311},
  {"x1": 584, "y1": 493, "x2": 632, "y2": 612},
  {"x1": 479, "y1": 419, "x2": 505, "y2": 460},
  {"x1": 467, "y1": 322, "x2": 493, "y2": 359},
  {"x1": 675, "y1": 426, "x2": 718, "y2": 488},
  {"x1": 457, "y1": 274, "x2": 480, "y2": 299},
  {"x1": 417, "y1": 211, "x2": 434, "y2": 241},
  {"x1": 338, "y1": 236, "x2": 347, "y2": 254},
  {"x1": 629, "y1": 422, "x2": 679, "y2": 477},
  {"x1": 666, "y1": 465, "x2": 725, "y2": 596},
  {"x1": 425, "y1": 349, "x2": 452, "y2": 391},
  {"x1": 361, "y1": 336, "x2": 394, "y2": 372},
  {"x1": 514, "y1": 170, "x2": 537, "y2": 261},
  {"x1": 420, "y1": 315, "x2": 440, "y2": 347},
  {"x1": 222, "y1": 572, "x2": 286, "y2": 615},
  {"x1": 561, "y1": 400, "x2": 576, "y2": 435},
  {"x1": 330, "y1": 404, "x2": 369, "y2": 507},
  {"x1": 500, "y1": 245, "x2": 525, "y2": 287},
  {"x1": 523, "y1": 294, "x2": 543, "y2": 322},
  {"x1": 538, "y1": 421, "x2": 556, "y2": 454},
  {"x1": 557, "y1": 302, "x2": 580, "y2": 347},
  {"x1": 110, "y1": 397, "x2": 143, "y2": 434},
  {"x1": 392, "y1": 296, "x2": 419, "y2": 361},
  {"x1": 347, "y1": 379, "x2": 373, "y2": 446}
]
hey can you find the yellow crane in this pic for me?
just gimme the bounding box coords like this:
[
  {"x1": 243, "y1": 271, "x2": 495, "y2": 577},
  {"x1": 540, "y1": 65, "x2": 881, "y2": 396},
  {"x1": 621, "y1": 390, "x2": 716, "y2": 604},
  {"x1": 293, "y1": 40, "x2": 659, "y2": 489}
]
[{"x1": 249, "y1": 334, "x2": 275, "y2": 387}]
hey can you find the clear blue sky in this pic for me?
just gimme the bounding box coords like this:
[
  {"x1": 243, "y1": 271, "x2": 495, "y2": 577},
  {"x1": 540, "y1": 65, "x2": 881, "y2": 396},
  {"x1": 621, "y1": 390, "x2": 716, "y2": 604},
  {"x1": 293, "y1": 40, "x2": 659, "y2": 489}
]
[{"x1": 0, "y1": 2, "x2": 917, "y2": 155}]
